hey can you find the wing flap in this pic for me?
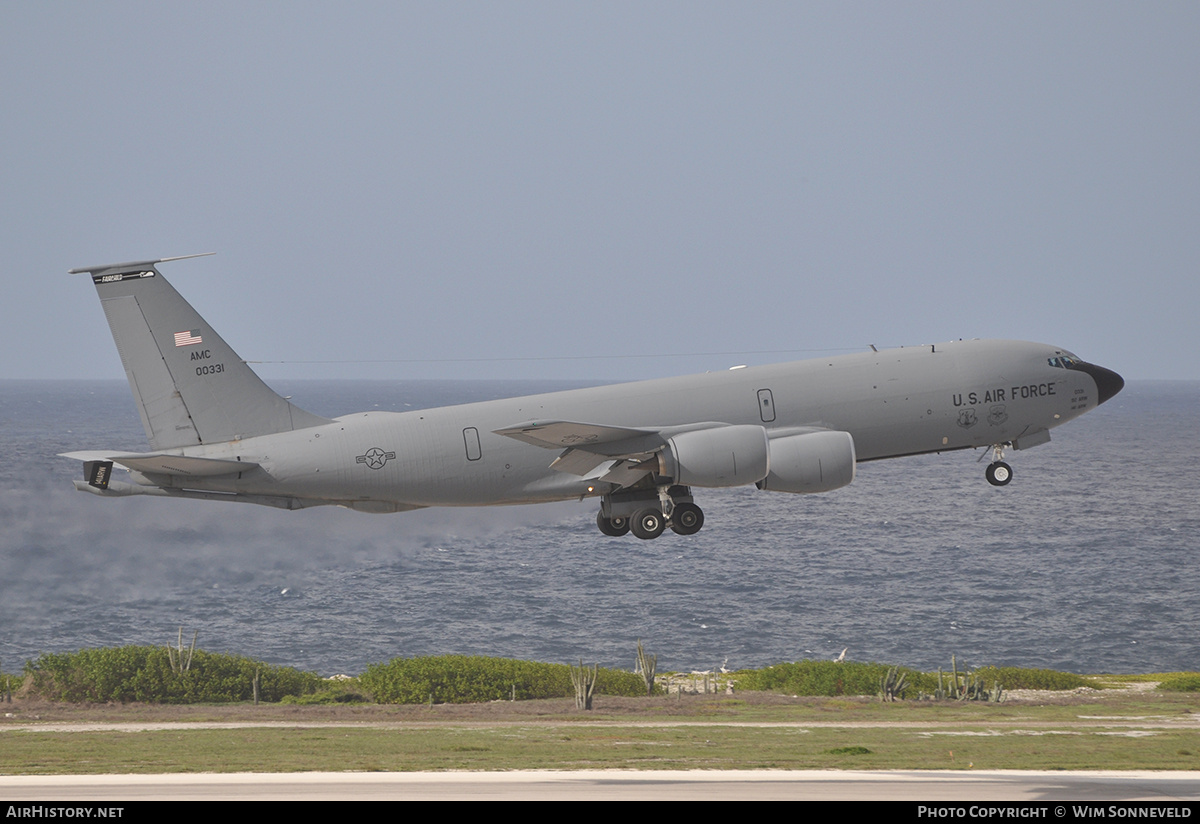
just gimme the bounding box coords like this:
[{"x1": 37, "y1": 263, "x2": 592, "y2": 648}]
[
  {"x1": 594, "y1": 459, "x2": 658, "y2": 487},
  {"x1": 548, "y1": 448, "x2": 614, "y2": 476}
]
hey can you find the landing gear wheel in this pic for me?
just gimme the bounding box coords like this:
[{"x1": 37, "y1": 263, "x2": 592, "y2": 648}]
[
  {"x1": 631, "y1": 508, "x2": 666, "y2": 540},
  {"x1": 596, "y1": 512, "x2": 630, "y2": 537},
  {"x1": 670, "y1": 502, "x2": 705, "y2": 536},
  {"x1": 986, "y1": 461, "x2": 1013, "y2": 486}
]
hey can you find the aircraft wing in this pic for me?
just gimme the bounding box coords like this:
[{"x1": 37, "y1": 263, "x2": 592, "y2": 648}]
[
  {"x1": 60, "y1": 450, "x2": 258, "y2": 478},
  {"x1": 493, "y1": 419, "x2": 728, "y2": 487},
  {"x1": 494, "y1": 419, "x2": 852, "y2": 490},
  {"x1": 493, "y1": 420, "x2": 663, "y2": 485},
  {"x1": 492, "y1": 420, "x2": 660, "y2": 450}
]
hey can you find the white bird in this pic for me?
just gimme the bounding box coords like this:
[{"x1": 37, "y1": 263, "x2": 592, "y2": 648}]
[{"x1": 834, "y1": 648, "x2": 847, "y2": 663}]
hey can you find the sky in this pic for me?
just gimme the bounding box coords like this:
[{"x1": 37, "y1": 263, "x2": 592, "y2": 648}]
[{"x1": 2, "y1": 1, "x2": 1196, "y2": 383}]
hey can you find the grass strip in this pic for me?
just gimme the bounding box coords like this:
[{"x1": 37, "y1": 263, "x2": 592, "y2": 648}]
[{"x1": 4, "y1": 693, "x2": 1200, "y2": 775}]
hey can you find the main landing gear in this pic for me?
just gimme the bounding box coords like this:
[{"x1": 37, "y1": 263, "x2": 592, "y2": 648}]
[
  {"x1": 984, "y1": 444, "x2": 1013, "y2": 487},
  {"x1": 596, "y1": 485, "x2": 704, "y2": 539},
  {"x1": 596, "y1": 512, "x2": 630, "y2": 537}
]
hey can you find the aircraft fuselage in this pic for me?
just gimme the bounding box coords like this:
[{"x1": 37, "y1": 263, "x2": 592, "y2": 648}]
[
  {"x1": 137, "y1": 338, "x2": 1104, "y2": 511},
  {"x1": 64, "y1": 256, "x2": 1123, "y2": 537}
]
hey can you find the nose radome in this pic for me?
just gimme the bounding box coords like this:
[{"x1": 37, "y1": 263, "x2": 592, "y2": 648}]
[{"x1": 1079, "y1": 362, "x2": 1125, "y2": 405}]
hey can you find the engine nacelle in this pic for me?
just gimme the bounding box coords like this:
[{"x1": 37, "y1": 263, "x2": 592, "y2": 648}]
[
  {"x1": 756, "y1": 430, "x2": 856, "y2": 494},
  {"x1": 658, "y1": 425, "x2": 770, "y2": 488}
]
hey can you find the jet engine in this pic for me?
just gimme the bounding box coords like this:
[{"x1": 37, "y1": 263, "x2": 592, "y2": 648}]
[
  {"x1": 756, "y1": 430, "x2": 856, "y2": 494},
  {"x1": 657, "y1": 425, "x2": 770, "y2": 488}
]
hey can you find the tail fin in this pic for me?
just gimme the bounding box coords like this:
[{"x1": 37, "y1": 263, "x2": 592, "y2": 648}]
[{"x1": 70, "y1": 254, "x2": 330, "y2": 449}]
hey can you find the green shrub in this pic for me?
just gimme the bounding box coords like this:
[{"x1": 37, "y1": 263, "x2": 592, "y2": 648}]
[
  {"x1": 24, "y1": 646, "x2": 322, "y2": 703},
  {"x1": 735, "y1": 661, "x2": 925, "y2": 697},
  {"x1": 1156, "y1": 673, "x2": 1200, "y2": 692},
  {"x1": 970, "y1": 666, "x2": 1089, "y2": 691},
  {"x1": 734, "y1": 660, "x2": 1090, "y2": 697},
  {"x1": 280, "y1": 686, "x2": 369, "y2": 704},
  {"x1": 359, "y1": 655, "x2": 649, "y2": 704}
]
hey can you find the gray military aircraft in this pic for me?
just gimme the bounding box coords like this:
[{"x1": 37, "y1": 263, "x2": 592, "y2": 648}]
[{"x1": 63, "y1": 254, "x2": 1124, "y2": 539}]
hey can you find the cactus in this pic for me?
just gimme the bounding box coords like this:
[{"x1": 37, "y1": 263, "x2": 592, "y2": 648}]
[
  {"x1": 931, "y1": 656, "x2": 1004, "y2": 702},
  {"x1": 880, "y1": 666, "x2": 908, "y2": 702},
  {"x1": 569, "y1": 659, "x2": 598, "y2": 710},
  {"x1": 636, "y1": 640, "x2": 657, "y2": 697},
  {"x1": 167, "y1": 627, "x2": 197, "y2": 675}
]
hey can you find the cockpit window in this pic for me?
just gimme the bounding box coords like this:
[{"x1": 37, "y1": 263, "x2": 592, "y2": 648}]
[{"x1": 1049, "y1": 354, "x2": 1081, "y2": 368}]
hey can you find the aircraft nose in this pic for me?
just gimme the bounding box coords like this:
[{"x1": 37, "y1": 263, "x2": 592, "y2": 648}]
[{"x1": 1077, "y1": 362, "x2": 1125, "y2": 405}]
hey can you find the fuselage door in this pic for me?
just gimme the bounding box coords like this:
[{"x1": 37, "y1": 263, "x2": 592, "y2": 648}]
[
  {"x1": 757, "y1": 389, "x2": 776, "y2": 423},
  {"x1": 463, "y1": 427, "x2": 482, "y2": 461}
]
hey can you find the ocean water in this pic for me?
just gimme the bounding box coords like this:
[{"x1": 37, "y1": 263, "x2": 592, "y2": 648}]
[{"x1": 1, "y1": 379, "x2": 1196, "y2": 676}]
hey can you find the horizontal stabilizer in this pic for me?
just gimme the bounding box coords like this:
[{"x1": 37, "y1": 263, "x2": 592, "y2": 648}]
[
  {"x1": 61, "y1": 450, "x2": 257, "y2": 477},
  {"x1": 70, "y1": 479, "x2": 335, "y2": 510},
  {"x1": 68, "y1": 253, "x2": 215, "y2": 276}
]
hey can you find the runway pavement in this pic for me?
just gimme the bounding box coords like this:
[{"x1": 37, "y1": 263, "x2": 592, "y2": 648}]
[{"x1": 3, "y1": 770, "x2": 1200, "y2": 800}]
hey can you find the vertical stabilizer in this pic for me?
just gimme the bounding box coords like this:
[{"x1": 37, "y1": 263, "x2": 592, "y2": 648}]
[{"x1": 70, "y1": 255, "x2": 330, "y2": 449}]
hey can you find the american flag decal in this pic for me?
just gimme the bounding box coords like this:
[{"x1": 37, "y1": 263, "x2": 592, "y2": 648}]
[{"x1": 174, "y1": 330, "x2": 203, "y2": 347}]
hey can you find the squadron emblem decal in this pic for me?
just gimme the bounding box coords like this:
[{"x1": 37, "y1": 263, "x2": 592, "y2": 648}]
[{"x1": 356, "y1": 447, "x2": 396, "y2": 470}]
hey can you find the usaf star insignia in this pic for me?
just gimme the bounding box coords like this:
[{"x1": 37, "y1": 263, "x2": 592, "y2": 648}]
[{"x1": 356, "y1": 447, "x2": 396, "y2": 470}]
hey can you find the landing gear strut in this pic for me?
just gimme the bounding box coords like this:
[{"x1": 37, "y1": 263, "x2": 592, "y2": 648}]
[
  {"x1": 985, "y1": 445, "x2": 1013, "y2": 487},
  {"x1": 596, "y1": 484, "x2": 704, "y2": 539}
]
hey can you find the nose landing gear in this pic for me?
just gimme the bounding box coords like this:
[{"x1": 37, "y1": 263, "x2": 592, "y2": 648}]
[
  {"x1": 985, "y1": 445, "x2": 1013, "y2": 486},
  {"x1": 985, "y1": 461, "x2": 1013, "y2": 486}
]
